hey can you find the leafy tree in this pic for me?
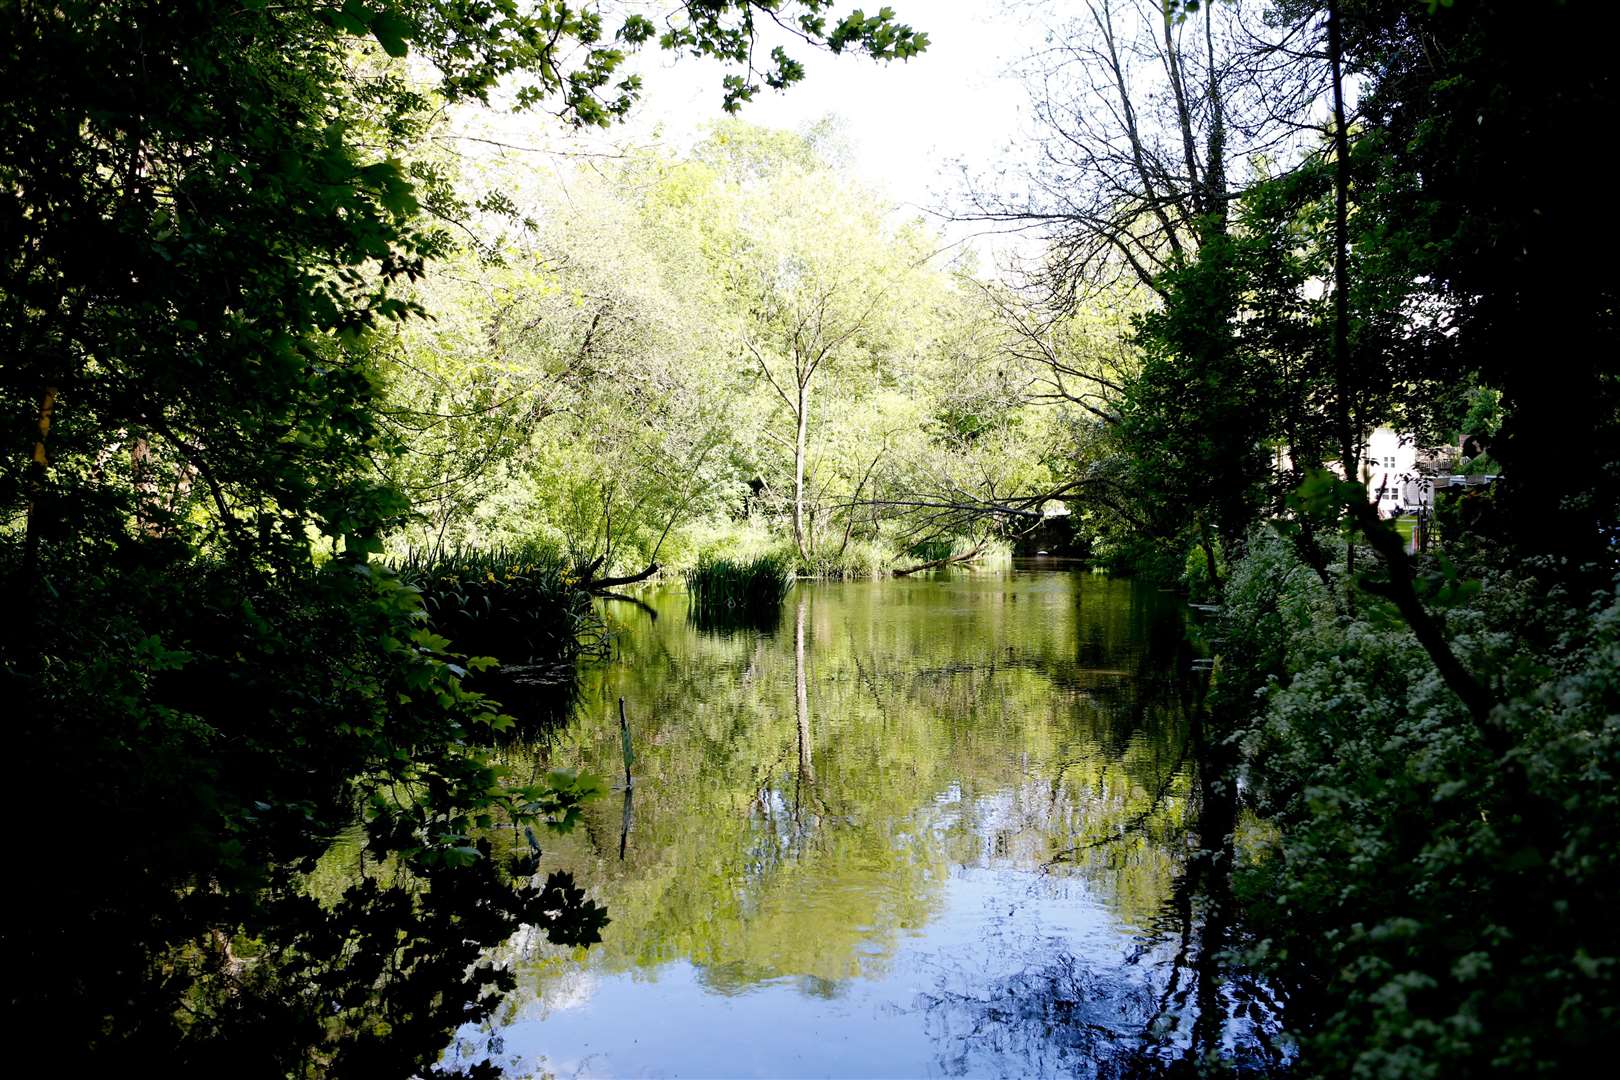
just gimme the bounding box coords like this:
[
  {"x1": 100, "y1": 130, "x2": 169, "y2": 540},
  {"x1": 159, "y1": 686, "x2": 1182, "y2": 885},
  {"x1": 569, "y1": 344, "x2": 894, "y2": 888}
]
[
  {"x1": 1332, "y1": 0, "x2": 1620, "y2": 583},
  {"x1": 0, "y1": 0, "x2": 926, "y2": 1071},
  {"x1": 1110, "y1": 2, "x2": 1620, "y2": 1073},
  {"x1": 697, "y1": 128, "x2": 934, "y2": 560},
  {"x1": 1116, "y1": 228, "x2": 1276, "y2": 588}
]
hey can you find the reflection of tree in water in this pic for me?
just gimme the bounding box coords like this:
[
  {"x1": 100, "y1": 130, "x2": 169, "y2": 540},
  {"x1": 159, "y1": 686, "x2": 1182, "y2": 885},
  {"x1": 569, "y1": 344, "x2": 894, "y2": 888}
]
[
  {"x1": 917, "y1": 940, "x2": 1287, "y2": 1078},
  {"x1": 1074, "y1": 695, "x2": 1288, "y2": 1076},
  {"x1": 917, "y1": 949, "x2": 1161, "y2": 1079},
  {"x1": 1002, "y1": 592, "x2": 1289, "y2": 1077},
  {"x1": 1113, "y1": 697, "x2": 1292, "y2": 1076},
  {"x1": 916, "y1": 798, "x2": 1289, "y2": 1076},
  {"x1": 471, "y1": 573, "x2": 1283, "y2": 1071}
]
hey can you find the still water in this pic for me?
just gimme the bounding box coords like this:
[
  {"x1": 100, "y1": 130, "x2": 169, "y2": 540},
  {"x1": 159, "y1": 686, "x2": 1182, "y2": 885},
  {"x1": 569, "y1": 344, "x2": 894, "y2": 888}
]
[{"x1": 446, "y1": 564, "x2": 1255, "y2": 1078}]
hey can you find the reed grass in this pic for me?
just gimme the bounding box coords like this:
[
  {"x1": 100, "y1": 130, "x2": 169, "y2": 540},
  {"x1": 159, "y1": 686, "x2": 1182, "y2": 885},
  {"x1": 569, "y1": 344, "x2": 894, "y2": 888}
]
[
  {"x1": 905, "y1": 538, "x2": 959, "y2": 564},
  {"x1": 795, "y1": 540, "x2": 891, "y2": 579},
  {"x1": 896, "y1": 536, "x2": 1012, "y2": 572},
  {"x1": 686, "y1": 551, "x2": 794, "y2": 616}
]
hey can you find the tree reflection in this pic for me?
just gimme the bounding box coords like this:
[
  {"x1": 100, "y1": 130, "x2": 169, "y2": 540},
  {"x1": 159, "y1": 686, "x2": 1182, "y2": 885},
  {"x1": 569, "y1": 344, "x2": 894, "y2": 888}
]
[
  {"x1": 462, "y1": 572, "x2": 1270, "y2": 1075},
  {"x1": 794, "y1": 597, "x2": 817, "y2": 817}
]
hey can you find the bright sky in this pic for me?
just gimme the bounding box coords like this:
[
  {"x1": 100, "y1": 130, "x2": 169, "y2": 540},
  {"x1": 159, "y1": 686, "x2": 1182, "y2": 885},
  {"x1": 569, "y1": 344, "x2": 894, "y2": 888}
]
[
  {"x1": 446, "y1": 3, "x2": 1052, "y2": 267},
  {"x1": 619, "y1": 1, "x2": 1039, "y2": 219}
]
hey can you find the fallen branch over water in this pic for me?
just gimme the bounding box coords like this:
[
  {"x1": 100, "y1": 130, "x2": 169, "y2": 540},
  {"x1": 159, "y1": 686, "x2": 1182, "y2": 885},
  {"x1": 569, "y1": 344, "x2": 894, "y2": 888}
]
[
  {"x1": 583, "y1": 561, "x2": 660, "y2": 593},
  {"x1": 893, "y1": 539, "x2": 990, "y2": 577}
]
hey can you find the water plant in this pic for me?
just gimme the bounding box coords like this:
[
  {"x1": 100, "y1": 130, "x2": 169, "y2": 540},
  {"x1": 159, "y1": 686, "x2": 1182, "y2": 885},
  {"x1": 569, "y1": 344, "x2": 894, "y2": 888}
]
[
  {"x1": 795, "y1": 539, "x2": 893, "y2": 580},
  {"x1": 394, "y1": 542, "x2": 599, "y2": 665},
  {"x1": 686, "y1": 551, "x2": 795, "y2": 628},
  {"x1": 905, "y1": 538, "x2": 960, "y2": 564},
  {"x1": 893, "y1": 536, "x2": 1011, "y2": 575}
]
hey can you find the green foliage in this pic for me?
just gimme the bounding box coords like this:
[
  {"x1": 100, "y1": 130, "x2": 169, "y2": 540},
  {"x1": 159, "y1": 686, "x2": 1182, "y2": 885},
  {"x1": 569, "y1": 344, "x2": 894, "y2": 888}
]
[
  {"x1": 1119, "y1": 226, "x2": 1278, "y2": 560},
  {"x1": 1215, "y1": 531, "x2": 1620, "y2": 1077},
  {"x1": 902, "y1": 535, "x2": 1012, "y2": 569},
  {"x1": 1458, "y1": 386, "x2": 1504, "y2": 443},
  {"x1": 1341, "y1": 0, "x2": 1620, "y2": 570},
  {"x1": 395, "y1": 541, "x2": 597, "y2": 665},
  {"x1": 797, "y1": 538, "x2": 896, "y2": 579},
  {"x1": 1072, "y1": 5, "x2": 1620, "y2": 1071},
  {"x1": 638, "y1": 2, "x2": 926, "y2": 114},
  {"x1": 687, "y1": 551, "x2": 795, "y2": 629},
  {"x1": 378, "y1": 121, "x2": 1057, "y2": 582},
  {"x1": 3, "y1": 538, "x2": 609, "y2": 1074},
  {"x1": 907, "y1": 538, "x2": 962, "y2": 563},
  {"x1": 1180, "y1": 537, "x2": 1226, "y2": 604},
  {"x1": 2, "y1": 0, "x2": 930, "y2": 1070}
]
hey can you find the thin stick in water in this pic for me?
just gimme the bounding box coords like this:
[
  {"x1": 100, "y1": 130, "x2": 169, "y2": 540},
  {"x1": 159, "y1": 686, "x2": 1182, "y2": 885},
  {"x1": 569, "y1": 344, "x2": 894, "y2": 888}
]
[{"x1": 618, "y1": 696, "x2": 634, "y2": 791}]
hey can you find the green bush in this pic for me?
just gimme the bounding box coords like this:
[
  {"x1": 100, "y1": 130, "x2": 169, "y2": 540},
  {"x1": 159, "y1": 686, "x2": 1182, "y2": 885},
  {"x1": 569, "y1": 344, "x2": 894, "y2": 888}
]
[
  {"x1": 5, "y1": 541, "x2": 608, "y2": 1075},
  {"x1": 1217, "y1": 529, "x2": 1620, "y2": 1077},
  {"x1": 686, "y1": 551, "x2": 794, "y2": 616},
  {"x1": 394, "y1": 542, "x2": 597, "y2": 664}
]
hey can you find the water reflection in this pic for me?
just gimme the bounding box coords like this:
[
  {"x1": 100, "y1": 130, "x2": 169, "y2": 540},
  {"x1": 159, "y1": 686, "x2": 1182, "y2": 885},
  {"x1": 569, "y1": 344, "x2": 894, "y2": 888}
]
[{"x1": 450, "y1": 567, "x2": 1267, "y2": 1077}]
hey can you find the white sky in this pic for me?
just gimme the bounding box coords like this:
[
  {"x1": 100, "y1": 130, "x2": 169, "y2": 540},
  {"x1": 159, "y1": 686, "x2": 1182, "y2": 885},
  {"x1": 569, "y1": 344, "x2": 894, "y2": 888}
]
[
  {"x1": 618, "y1": 1, "x2": 1038, "y2": 218},
  {"x1": 444, "y1": 3, "x2": 1052, "y2": 267}
]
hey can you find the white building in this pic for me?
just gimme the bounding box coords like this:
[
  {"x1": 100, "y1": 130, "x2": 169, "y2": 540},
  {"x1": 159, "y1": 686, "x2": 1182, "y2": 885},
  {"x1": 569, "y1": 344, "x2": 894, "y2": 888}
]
[
  {"x1": 1274, "y1": 426, "x2": 1435, "y2": 518},
  {"x1": 1361, "y1": 427, "x2": 1429, "y2": 517}
]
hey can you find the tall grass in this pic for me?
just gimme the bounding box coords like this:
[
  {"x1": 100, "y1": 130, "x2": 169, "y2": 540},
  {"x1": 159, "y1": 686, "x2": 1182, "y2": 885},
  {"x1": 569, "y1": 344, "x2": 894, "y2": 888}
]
[
  {"x1": 796, "y1": 539, "x2": 892, "y2": 579},
  {"x1": 686, "y1": 551, "x2": 794, "y2": 628},
  {"x1": 905, "y1": 538, "x2": 960, "y2": 564}
]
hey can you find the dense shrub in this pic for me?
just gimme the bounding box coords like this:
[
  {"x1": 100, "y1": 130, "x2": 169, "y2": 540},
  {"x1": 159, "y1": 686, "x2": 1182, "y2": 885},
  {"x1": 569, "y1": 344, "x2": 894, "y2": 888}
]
[
  {"x1": 1218, "y1": 530, "x2": 1620, "y2": 1077},
  {"x1": 4, "y1": 542, "x2": 607, "y2": 1075},
  {"x1": 395, "y1": 542, "x2": 598, "y2": 664}
]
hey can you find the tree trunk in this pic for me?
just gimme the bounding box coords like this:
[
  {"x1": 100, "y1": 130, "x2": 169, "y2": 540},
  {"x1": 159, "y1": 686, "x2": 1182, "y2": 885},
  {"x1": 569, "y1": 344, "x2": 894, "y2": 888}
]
[
  {"x1": 583, "y1": 561, "x2": 661, "y2": 593},
  {"x1": 794, "y1": 598, "x2": 815, "y2": 826},
  {"x1": 792, "y1": 381, "x2": 810, "y2": 561},
  {"x1": 22, "y1": 384, "x2": 58, "y2": 574}
]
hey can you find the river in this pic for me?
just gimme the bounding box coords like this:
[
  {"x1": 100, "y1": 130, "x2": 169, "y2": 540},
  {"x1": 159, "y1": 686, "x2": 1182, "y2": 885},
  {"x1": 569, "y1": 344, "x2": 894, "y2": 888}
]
[{"x1": 444, "y1": 562, "x2": 1280, "y2": 1077}]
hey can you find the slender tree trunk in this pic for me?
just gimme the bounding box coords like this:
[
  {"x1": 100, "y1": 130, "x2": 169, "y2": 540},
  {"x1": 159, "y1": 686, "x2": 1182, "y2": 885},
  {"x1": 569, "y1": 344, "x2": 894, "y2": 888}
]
[
  {"x1": 792, "y1": 381, "x2": 810, "y2": 561},
  {"x1": 1325, "y1": 1, "x2": 1360, "y2": 601},
  {"x1": 1202, "y1": 2, "x2": 1226, "y2": 219},
  {"x1": 22, "y1": 384, "x2": 58, "y2": 574}
]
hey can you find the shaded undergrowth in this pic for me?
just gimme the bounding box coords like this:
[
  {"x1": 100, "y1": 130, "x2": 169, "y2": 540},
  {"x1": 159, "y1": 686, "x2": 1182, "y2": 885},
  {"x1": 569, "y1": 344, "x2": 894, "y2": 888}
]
[{"x1": 394, "y1": 543, "x2": 601, "y2": 734}]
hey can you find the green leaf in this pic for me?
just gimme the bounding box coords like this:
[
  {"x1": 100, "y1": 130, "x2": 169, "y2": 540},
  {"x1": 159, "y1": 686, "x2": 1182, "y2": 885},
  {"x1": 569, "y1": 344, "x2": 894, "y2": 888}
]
[{"x1": 370, "y1": 11, "x2": 412, "y2": 58}]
